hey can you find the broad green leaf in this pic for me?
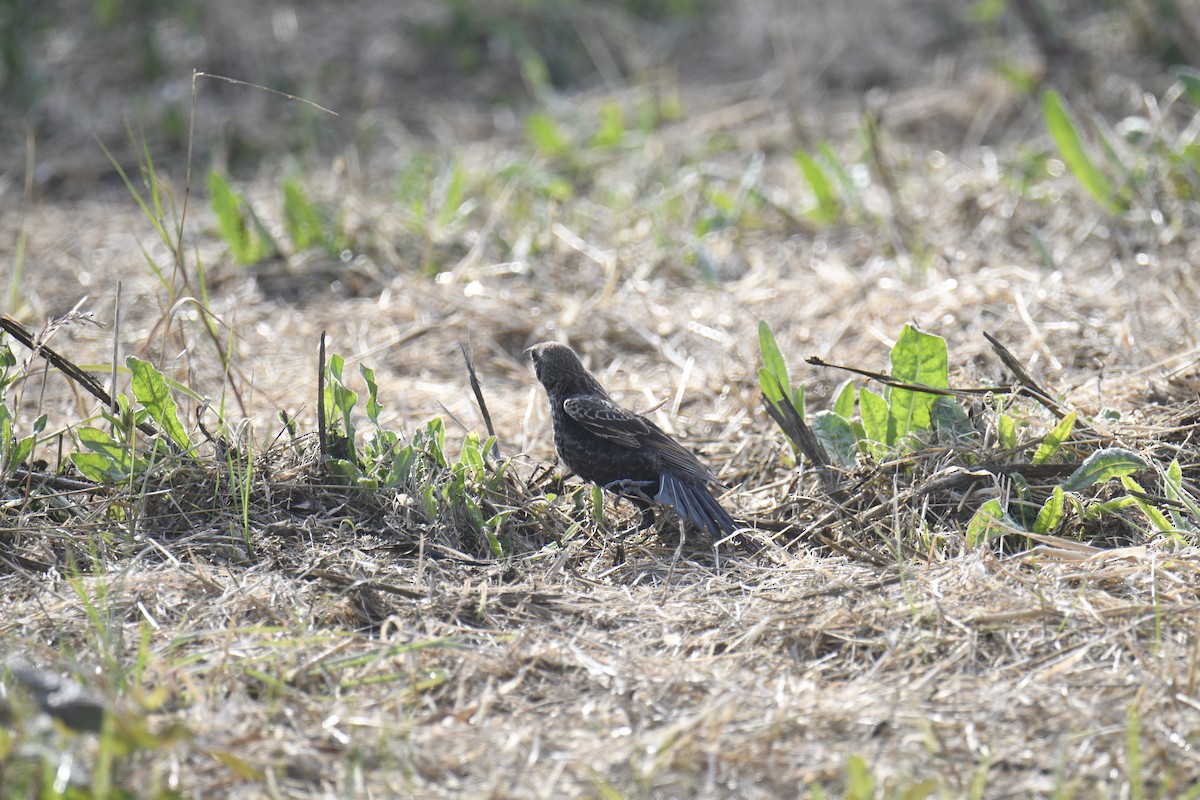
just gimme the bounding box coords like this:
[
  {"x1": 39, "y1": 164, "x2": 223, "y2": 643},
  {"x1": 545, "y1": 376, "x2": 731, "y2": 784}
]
[
  {"x1": 859, "y1": 388, "x2": 891, "y2": 446},
  {"x1": 1033, "y1": 486, "x2": 1064, "y2": 534},
  {"x1": 1062, "y1": 447, "x2": 1149, "y2": 492},
  {"x1": 71, "y1": 425, "x2": 144, "y2": 482},
  {"x1": 967, "y1": 498, "x2": 1021, "y2": 547},
  {"x1": 888, "y1": 324, "x2": 947, "y2": 439},
  {"x1": 811, "y1": 410, "x2": 858, "y2": 468},
  {"x1": 127, "y1": 356, "x2": 191, "y2": 450},
  {"x1": 930, "y1": 396, "x2": 975, "y2": 441},
  {"x1": 832, "y1": 379, "x2": 856, "y2": 418},
  {"x1": 1042, "y1": 88, "x2": 1120, "y2": 213},
  {"x1": 1032, "y1": 411, "x2": 1076, "y2": 465}
]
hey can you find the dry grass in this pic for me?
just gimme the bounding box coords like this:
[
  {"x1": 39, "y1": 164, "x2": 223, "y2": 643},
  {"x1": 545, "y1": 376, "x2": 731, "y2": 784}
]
[{"x1": 7, "y1": 2, "x2": 1200, "y2": 798}]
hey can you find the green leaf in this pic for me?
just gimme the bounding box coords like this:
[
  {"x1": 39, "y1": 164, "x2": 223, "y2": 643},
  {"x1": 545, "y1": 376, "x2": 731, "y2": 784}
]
[
  {"x1": 967, "y1": 498, "x2": 1021, "y2": 546},
  {"x1": 757, "y1": 320, "x2": 802, "y2": 415},
  {"x1": 1082, "y1": 495, "x2": 1137, "y2": 519},
  {"x1": 1032, "y1": 411, "x2": 1076, "y2": 465},
  {"x1": 127, "y1": 356, "x2": 191, "y2": 450},
  {"x1": 811, "y1": 410, "x2": 858, "y2": 468},
  {"x1": 282, "y1": 178, "x2": 325, "y2": 251},
  {"x1": 845, "y1": 755, "x2": 874, "y2": 800},
  {"x1": 859, "y1": 388, "x2": 891, "y2": 446},
  {"x1": 997, "y1": 412, "x2": 1017, "y2": 451},
  {"x1": 930, "y1": 396, "x2": 975, "y2": 441},
  {"x1": 1042, "y1": 88, "x2": 1121, "y2": 213},
  {"x1": 592, "y1": 103, "x2": 625, "y2": 148},
  {"x1": 1163, "y1": 458, "x2": 1200, "y2": 531},
  {"x1": 208, "y1": 170, "x2": 275, "y2": 264},
  {"x1": 832, "y1": 379, "x2": 856, "y2": 418},
  {"x1": 888, "y1": 324, "x2": 948, "y2": 439},
  {"x1": 1062, "y1": 447, "x2": 1149, "y2": 492},
  {"x1": 324, "y1": 353, "x2": 358, "y2": 444},
  {"x1": 1033, "y1": 486, "x2": 1064, "y2": 534},
  {"x1": 1121, "y1": 476, "x2": 1174, "y2": 533},
  {"x1": 71, "y1": 425, "x2": 140, "y2": 482},
  {"x1": 526, "y1": 111, "x2": 569, "y2": 159},
  {"x1": 794, "y1": 149, "x2": 839, "y2": 222},
  {"x1": 360, "y1": 364, "x2": 382, "y2": 426},
  {"x1": 421, "y1": 484, "x2": 439, "y2": 519},
  {"x1": 436, "y1": 159, "x2": 468, "y2": 228}
]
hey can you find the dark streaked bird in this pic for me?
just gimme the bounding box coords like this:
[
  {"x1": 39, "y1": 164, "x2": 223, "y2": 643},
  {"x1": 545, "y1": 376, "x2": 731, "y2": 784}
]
[{"x1": 527, "y1": 341, "x2": 736, "y2": 539}]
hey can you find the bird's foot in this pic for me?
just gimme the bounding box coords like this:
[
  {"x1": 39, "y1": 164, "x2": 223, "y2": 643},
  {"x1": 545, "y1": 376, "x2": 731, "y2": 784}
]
[{"x1": 603, "y1": 478, "x2": 657, "y2": 506}]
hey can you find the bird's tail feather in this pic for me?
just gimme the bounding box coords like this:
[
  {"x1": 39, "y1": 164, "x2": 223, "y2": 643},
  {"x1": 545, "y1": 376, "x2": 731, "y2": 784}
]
[{"x1": 656, "y1": 473, "x2": 737, "y2": 538}]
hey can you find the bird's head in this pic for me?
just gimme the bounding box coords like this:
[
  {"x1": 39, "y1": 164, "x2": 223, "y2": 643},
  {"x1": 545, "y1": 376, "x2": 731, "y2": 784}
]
[{"x1": 525, "y1": 341, "x2": 603, "y2": 395}]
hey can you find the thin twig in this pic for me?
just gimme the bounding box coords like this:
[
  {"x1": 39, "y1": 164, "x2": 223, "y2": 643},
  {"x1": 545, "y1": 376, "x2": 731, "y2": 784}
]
[
  {"x1": 317, "y1": 331, "x2": 328, "y2": 459},
  {"x1": 461, "y1": 342, "x2": 501, "y2": 457}
]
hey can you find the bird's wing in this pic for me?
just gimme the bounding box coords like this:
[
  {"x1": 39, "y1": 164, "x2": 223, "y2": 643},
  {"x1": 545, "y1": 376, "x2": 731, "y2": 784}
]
[
  {"x1": 564, "y1": 394, "x2": 714, "y2": 484},
  {"x1": 562, "y1": 394, "x2": 649, "y2": 450}
]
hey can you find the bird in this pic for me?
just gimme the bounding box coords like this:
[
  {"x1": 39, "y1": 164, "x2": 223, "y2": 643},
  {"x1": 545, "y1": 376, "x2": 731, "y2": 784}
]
[{"x1": 526, "y1": 341, "x2": 737, "y2": 540}]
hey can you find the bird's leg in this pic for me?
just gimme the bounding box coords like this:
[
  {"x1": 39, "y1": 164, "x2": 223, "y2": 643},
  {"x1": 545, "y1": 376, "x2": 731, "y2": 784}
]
[
  {"x1": 603, "y1": 479, "x2": 658, "y2": 533},
  {"x1": 602, "y1": 478, "x2": 657, "y2": 506}
]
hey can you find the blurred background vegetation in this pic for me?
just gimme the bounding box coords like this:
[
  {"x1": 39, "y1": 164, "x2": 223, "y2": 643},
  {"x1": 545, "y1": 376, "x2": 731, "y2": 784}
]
[{"x1": 4, "y1": 0, "x2": 1200, "y2": 191}]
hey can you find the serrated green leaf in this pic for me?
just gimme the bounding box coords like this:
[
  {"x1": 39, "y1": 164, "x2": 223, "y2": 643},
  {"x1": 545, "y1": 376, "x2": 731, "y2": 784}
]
[
  {"x1": 127, "y1": 356, "x2": 190, "y2": 450},
  {"x1": 1062, "y1": 447, "x2": 1149, "y2": 492}
]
